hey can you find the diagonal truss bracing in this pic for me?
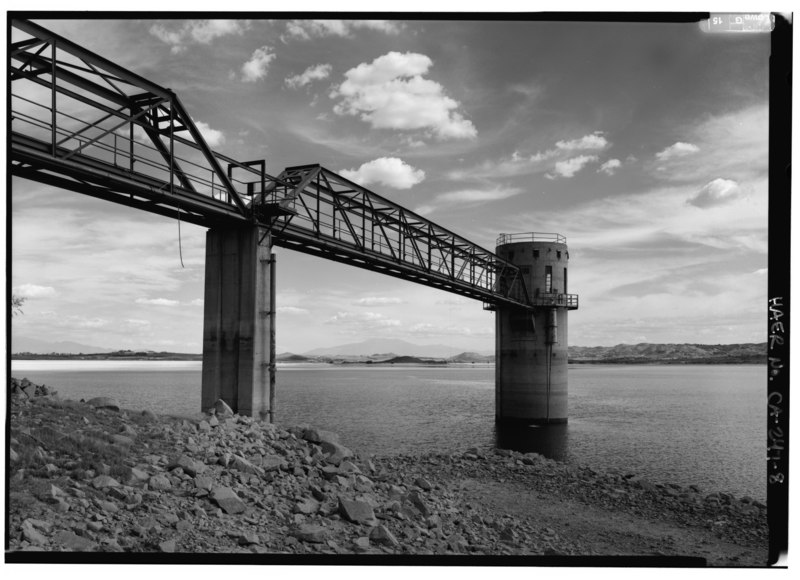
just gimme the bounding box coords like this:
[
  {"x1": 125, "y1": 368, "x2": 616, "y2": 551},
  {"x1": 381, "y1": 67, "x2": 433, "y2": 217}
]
[
  {"x1": 257, "y1": 165, "x2": 531, "y2": 308},
  {"x1": 9, "y1": 18, "x2": 532, "y2": 311}
]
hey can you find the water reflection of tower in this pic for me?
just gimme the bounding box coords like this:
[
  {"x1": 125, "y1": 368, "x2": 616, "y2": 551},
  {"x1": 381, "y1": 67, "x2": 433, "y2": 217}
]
[{"x1": 494, "y1": 233, "x2": 579, "y2": 424}]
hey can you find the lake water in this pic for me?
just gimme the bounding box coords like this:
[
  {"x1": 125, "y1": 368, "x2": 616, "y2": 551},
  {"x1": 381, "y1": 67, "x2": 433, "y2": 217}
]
[{"x1": 10, "y1": 360, "x2": 766, "y2": 501}]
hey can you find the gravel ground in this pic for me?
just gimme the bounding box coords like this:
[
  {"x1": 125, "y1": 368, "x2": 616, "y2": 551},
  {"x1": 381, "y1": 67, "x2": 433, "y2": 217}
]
[{"x1": 6, "y1": 378, "x2": 769, "y2": 566}]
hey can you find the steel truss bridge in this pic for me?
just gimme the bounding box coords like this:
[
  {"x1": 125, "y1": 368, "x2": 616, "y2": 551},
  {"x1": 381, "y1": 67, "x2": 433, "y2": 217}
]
[{"x1": 10, "y1": 18, "x2": 536, "y2": 310}]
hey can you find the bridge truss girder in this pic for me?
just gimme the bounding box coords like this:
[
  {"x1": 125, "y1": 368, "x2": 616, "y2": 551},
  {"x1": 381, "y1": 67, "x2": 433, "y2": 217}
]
[{"x1": 262, "y1": 165, "x2": 531, "y2": 309}]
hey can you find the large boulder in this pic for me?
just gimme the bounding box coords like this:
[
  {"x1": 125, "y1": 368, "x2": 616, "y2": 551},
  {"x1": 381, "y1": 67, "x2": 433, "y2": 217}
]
[
  {"x1": 322, "y1": 441, "x2": 353, "y2": 465},
  {"x1": 369, "y1": 525, "x2": 400, "y2": 547},
  {"x1": 214, "y1": 399, "x2": 234, "y2": 418},
  {"x1": 91, "y1": 475, "x2": 121, "y2": 489},
  {"x1": 210, "y1": 486, "x2": 246, "y2": 514},
  {"x1": 338, "y1": 497, "x2": 377, "y2": 524},
  {"x1": 302, "y1": 427, "x2": 341, "y2": 445},
  {"x1": 170, "y1": 455, "x2": 206, "y2": 477},
  {"x1": 293, "y1": 523, "x2": 327, "y2": 543},
  {"x1": 86, "y1": 397, "x2": 120, "y2": 412}
]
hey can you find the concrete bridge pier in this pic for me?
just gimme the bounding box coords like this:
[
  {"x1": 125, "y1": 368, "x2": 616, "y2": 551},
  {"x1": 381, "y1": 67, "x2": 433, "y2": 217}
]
[
  {"x1": 201, "y1": 226, "x2": 275, "y2": 419},
  {"x1": 495, "y1": 233, "x2": 577, "y2": 424}
]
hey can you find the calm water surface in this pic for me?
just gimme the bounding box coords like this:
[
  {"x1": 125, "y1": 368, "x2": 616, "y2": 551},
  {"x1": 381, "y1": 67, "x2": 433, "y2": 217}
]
[{"x1": 10, "y1": 360, "x2": 765, "y2": 501}]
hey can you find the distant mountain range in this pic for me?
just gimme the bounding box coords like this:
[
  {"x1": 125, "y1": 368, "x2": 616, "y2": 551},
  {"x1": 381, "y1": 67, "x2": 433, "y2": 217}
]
[
  {"x1": 11, "y1": 336, "x2": 115, "y2": 355},
  {"x1": 569, "y1": 342, "x2": 766, "y2": 364},
  {"x1": 10, "y1": 334, "x2": 765, "y2": 364},
  {"x1": 302, "y1": 338, "x2": 487, "y2": 359}
]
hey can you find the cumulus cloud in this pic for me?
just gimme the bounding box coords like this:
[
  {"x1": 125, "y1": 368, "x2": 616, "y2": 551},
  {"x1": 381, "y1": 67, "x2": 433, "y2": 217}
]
[
  {"x1": 655, "y1": 141, "x2": 700, "y2": 161},
  {"x1": 285, "y1": 63, "x2": 332, "y2": 89},
  {"x1": 12, "y1": 284, "x2": 56, "y2": 298},
  {"x1": 283, "y1": 20, "x2": 401, "y2": 41},
  {"x1": 149, "y1": 20, "x2": 248, "y2": 53},
  {"x1": 556, "y1": 132, "x2": 609, "y2": 151},
  {"x1": 241, "y1": 46, "x2": 276, "y2": 83},
  {"x1": 353, "y1": 297, "x2": 405, "y2": 306},
  {"x1": 549, "y1": 155, "x2": 599, "y2": 178},
  {"x1": 341, "y1": 157, "x2": 425, "y2": 189},
  {"x1": 688, "y1": 178, "x2": 742, "y2": 208},
  {"x1": 598, "y1": 159, "x2": 622, "y2": 175},
  {"x1": 136, "y1": 297, "x2": 179, "y2": 306},
  {"x1": 194, "y1": 121, "x2": 225, "y2": 147},
  {"x1": 331, "y1": 52, "x2": 477, "y2": 140}
]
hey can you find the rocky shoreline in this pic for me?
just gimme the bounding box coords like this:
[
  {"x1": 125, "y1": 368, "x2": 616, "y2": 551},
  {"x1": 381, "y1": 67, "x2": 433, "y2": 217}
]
[{"x1": 7, "y1": 377, "x2": 769, "y2": 566}]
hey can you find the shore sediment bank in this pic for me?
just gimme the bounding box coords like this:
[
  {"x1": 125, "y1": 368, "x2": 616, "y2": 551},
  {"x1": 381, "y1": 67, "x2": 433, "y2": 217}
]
[{"x1": 7, "y1": 378, "x2": 768, "y2": 565}]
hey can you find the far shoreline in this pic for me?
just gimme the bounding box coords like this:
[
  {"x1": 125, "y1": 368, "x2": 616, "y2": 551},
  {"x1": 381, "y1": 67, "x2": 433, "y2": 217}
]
[{"x1": 11, "y1": 355, "x2": 766, "y2": 366}]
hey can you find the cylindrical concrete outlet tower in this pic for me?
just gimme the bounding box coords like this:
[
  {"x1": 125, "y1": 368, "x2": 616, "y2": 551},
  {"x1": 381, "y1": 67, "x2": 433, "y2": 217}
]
[{"x1": 495, "y1": 232, "x2": 578, "y2": 424}]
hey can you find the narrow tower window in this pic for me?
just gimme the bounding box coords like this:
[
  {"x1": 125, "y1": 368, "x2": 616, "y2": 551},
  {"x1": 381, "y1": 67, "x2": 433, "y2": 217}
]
[
  {"x1": 533, "y1": 250, "x2": 539, "y2": 259},
  {"x1": 545, "y1": 265, "x2": 552, "y2": 292},
  {"x1": 564, "y1": 267, "x2": 568, "y2": 293}
]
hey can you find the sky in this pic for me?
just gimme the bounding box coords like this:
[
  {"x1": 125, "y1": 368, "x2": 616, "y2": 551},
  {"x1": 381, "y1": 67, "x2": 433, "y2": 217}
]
[{"x1": 9, "y1": 13, "x2": 773, "y2": 354}]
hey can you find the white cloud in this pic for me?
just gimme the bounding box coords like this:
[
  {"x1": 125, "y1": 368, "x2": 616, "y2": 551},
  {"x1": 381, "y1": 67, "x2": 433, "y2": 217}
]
[
  {"x1": 550, "y1": 155, "x2": 599, "y2": 178},
  {"x1": 187, "y1": 20, "x2": 245, "y2": 43},
  {"x1": 448, "y1": 149, "x2": 557, "y2": 181},
  {"x1": 416, "y1": 186, "x2": 521, "y2": 215},
  {"x1": 190, "y1": 299, "x2": 204, "y2": 307},
  {"x1": 278, "y1": 306, "x2": 310, "y2": 315},
  {"x1": 331, "y1": 52, "x2": 477, "y2": 140},
  {"x1": 556, "y1": 132, "x2": 609, "y2": 151},
  {"x1": 655, "y1": 141, "x2": 700, "y2": 161},
  {"x1": 353, "y1": 297, "x2": 404, "y2": 306},
  {"x1": 437, "y1": 187, "x2": 521, "y2": 204},
  {"x1": 194, "y1": 121, "x2": 225, "y2": 147},
  {"x1": 661, "y1": 106, "x2": 768, "y2": 184},
  {"x1": 12, "y1": 284, "x2": 56, "y2": 298},
  {"x1": 285, "y1": 64, "x2": 332, "y2": 89},
  {"x1": 341, "y1": 157, "x2": 425, "y2": 189},
  {"x1": 136, "y1": 298, "x2": 179, "y2": 306},
  {"x1": 598, "y1": 159, "x2": 622, "y2": 175},
  {"x1": 241, "y1": 46, "x2": 276, "y2": 83},
  {"x1": 123, "y1": 319, "x2": 151, "y2": 328},
  {"x1": 149, "y1": 20, "x2": 248, "y2": 53},
  {"x1": 283, "y1": 20, "x2": 401, "y2": 41},
  {"x1": 688, "y1": 178, "x2": 742, "y2": 208}
]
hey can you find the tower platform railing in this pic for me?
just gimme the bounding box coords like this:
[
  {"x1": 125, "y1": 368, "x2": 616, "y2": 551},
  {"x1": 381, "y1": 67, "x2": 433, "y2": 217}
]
[
  {"x1": 532, "y1": 292, "x2": 579, "y2": 309},
  {"x1": 496, "y1": 232, "x2": 567, "y2": 245}
]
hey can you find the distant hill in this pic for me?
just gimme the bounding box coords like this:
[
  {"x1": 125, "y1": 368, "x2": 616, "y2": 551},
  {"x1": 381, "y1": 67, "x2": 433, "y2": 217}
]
[
  {"x1": 448, "y1": 352, "x2": 495, "y2": 363},
  {"x1": 303, "y1": 338, "x2": 480, "y2": 359},
  {"x1": 379, "y1": 356, "x2": 447, "y2": 365},
  {"x1": 11, "y1": 336, "x2": 115, "y2": 355},
  {"x1": 569, "y1": 343, "x2": 766, "y2": 364},
  {"x1": 276, "y1": 353, "x2": 312, "y2": 362}
]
